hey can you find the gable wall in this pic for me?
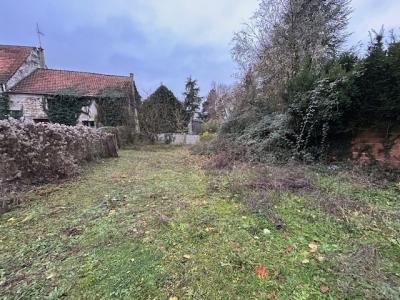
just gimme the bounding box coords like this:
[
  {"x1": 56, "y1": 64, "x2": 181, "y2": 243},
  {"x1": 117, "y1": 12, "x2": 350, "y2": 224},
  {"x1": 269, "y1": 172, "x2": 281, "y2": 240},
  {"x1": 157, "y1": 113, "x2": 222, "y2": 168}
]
[{"x1": 6, "y1": 48, "x2": 45, "y2": 90}]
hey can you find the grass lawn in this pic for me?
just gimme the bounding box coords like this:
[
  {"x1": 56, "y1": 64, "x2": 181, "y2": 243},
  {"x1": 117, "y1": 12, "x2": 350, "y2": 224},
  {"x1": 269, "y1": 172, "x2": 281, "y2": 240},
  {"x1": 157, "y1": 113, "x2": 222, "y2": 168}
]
[{"x1": 1, "y1": 145, "x2": 399, "y2": 299}]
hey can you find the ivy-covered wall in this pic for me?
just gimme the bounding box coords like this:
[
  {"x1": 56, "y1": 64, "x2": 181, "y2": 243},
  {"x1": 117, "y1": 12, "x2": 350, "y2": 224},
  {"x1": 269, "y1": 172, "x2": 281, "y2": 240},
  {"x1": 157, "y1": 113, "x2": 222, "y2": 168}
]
[
  {"x1": 96, "y1": 86, "x2": 138, "y2": 128},
  {"x1": 44, "y1": 88, "x2": 91, "y2": 126},
  {"x1": 4, "y1": 85, "x2": 140, "y2": 128},
  {"x1": 0, "y1": 93, "x2": 9, "y2": 120}
]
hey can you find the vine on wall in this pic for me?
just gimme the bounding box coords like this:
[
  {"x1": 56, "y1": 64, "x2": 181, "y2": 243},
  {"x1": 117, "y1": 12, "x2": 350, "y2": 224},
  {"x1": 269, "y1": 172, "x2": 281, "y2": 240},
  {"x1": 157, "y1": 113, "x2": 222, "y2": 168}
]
[
  {"x1": 0, "y1": 93, "x2": 9, "y2": 120},
  {"x1": 96, "y1": 87, "x2": 130, "y2": 127},
  {"x1": 44, "y1": 88, "x2": 90, "y2": 126}
]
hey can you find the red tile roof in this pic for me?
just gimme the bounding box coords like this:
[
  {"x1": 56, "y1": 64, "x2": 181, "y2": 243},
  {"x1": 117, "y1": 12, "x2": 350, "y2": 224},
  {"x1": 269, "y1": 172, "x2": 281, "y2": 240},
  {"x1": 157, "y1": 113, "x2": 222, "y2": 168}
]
[
  {"x1": 10, "y1": 68, "x2": 132, "y2": 97},
  {"x1": 0, "y1": 45, "x2": 34, "y2": 84}
]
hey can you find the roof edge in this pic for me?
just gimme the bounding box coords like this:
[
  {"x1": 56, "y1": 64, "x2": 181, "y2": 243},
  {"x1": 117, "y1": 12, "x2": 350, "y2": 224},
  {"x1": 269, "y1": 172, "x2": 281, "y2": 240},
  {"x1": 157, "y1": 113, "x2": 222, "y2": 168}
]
[{"x1": 41, "y1": 68, "x2": 132, "y2": 79}]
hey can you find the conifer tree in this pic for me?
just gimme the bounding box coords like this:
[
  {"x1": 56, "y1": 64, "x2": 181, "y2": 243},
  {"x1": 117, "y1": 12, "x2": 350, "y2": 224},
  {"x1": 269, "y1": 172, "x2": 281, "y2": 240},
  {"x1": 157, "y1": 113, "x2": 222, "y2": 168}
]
[{"x1": 183, "y1": 77, "x2": 202, "y2": 124}]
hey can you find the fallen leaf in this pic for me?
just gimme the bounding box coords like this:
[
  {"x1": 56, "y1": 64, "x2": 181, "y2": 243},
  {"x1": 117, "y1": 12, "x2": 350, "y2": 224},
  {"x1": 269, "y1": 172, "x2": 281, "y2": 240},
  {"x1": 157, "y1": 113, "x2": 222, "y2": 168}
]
[
  {"x1": 320, "y1": 283, "x2": 329, "y2": 294},
  {"x1": 108, "y1": 209, "x2": 116, "y2": 216},
  {"x1": 21, "y1": 214, "x2": 34, "y2": 223},
  {"x1": 308, "y1": 241, "x2": 318, "y2": 253},
  {"x1": 183, "y1": 254, "x2": 191, "y2": 260},
  {"x1": 263, "y1": 228, "x2": 271, "y2": 235},
  {"x1": 286, "y1": 245, "x2": 294, "y2": 253},
  {"x1": 46, "y1": 272, "x2": 56, "y2": 280},
  {"x1": 302, "y1": 259, "x2": 310, "y2": 264},
  {"x1": 317, "y1": 255, "x2": 325, "y2": 262},
  {"x1": 169, "y1": 297, "x2": 178, "y2": 300},
  {"x1": 255, "y1": 265, "x2": 268, "y2": 279}
]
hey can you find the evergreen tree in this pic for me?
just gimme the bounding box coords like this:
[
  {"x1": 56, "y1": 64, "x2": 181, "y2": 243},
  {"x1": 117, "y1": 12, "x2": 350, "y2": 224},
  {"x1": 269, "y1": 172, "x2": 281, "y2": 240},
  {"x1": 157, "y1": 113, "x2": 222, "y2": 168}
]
[
  {"x1": 140, "y1": 85, "x2": 185, "y2": 133},
  {"x1": 352, "y1": 32, "x2": 400, "y2": 128},
  {"x1": 183, "y1": 77, "x2": 202, "y2": 124},
  {"x1": 386, "y1": 40, "x2": 400, "y2": 122}
]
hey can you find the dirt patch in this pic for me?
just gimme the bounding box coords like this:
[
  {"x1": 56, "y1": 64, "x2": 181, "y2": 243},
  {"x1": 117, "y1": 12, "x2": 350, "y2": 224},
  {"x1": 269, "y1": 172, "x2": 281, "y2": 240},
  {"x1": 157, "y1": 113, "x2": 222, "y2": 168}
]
[
  {"x1": 250, "y1": 164, "x2": 314, "y2": 192},
  {"x1": 202, "y1": 153, "x2": 234, "y2": 170},
  {"x1": 63, "y1": 226, "x2": 84, "y2": 236},
  {"x1": 0, "y1": 182, "x2": 30, "y2": 214},
  {"x1": 0, "y1": 271, "x2": 41, "y2": 291},
  {"x1": 336, "y1": 244, "x2": 381, "y2": 277},
  {"x1": 247, "y1": 176, "x2": 313, "y2": 193},
  {"x1": 332, "y1": 244, "x2": 400, "y2": 298},
  {"x1": 313, "y1": 192, "x2": 368, "y2": 218}
]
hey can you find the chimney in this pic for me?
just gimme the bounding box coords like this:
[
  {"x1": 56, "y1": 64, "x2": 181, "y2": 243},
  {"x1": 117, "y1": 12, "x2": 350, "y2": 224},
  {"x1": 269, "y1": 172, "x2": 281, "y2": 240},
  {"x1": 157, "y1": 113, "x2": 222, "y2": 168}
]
[{"x1": 38, "y1": 47, "x2": 46, "y2": 68}]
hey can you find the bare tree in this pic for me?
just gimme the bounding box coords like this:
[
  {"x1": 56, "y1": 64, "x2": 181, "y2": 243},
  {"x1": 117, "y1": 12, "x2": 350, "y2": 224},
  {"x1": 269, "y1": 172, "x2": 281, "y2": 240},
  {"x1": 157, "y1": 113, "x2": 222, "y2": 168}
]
[{"x1": 232, "y1": 0, "x2": 352, "y2": 110}]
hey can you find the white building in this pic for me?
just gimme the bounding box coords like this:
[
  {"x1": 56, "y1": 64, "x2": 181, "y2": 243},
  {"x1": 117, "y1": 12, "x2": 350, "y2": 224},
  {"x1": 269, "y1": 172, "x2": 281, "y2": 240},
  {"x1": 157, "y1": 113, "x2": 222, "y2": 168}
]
[{"x1": 0, "y1": 44, "x2": 139, "y2": 128}]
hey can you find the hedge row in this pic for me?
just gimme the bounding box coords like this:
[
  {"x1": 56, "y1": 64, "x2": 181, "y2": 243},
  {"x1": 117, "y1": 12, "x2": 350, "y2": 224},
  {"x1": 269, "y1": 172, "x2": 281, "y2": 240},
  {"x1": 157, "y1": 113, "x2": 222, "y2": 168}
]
[{"x1": 0, "y1": 119, "x2": 118, "y2": 183}]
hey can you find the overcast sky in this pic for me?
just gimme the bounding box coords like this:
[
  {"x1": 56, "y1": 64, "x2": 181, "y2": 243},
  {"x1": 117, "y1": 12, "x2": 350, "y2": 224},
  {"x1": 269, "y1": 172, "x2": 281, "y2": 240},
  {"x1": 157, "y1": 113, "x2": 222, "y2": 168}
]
[{"x1": 1, "y1": 0, "x2": 399, "y2": 98}]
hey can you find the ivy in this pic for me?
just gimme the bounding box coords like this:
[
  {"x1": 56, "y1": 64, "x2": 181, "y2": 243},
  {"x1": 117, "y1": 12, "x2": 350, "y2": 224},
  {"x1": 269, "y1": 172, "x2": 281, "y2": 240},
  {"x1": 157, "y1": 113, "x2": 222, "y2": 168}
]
[
  {"x1": 44, "y1": 88, "x2": 91, "y2": 126},
  {"x1": 140, "y1": 85, "x2": 185, "y2": 133},
  {"x1": 286, "y1": 54, "x2": 357, "y2": 160},
  {"x1": 0, "y1": 93, "x2": 9, "y2": 120},
  {"x1": 96, "y1": 87, "x2": 133, "y2": 127}
]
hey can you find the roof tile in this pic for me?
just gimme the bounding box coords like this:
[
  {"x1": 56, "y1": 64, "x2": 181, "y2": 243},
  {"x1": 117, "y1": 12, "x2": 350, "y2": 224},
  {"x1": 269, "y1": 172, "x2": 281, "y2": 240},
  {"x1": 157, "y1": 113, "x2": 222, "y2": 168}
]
[
  {"x1": 0, "y1": 45, "x2": 34, "y2": 84},
  {"x1": 10, "y1": 69, "x2": 132, "y2": 97}
]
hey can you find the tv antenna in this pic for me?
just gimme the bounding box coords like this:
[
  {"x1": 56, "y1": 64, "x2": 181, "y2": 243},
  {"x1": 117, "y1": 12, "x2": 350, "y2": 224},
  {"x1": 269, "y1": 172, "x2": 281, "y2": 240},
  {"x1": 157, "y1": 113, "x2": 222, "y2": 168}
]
[{"x1": 36, "y1": 23, "x2": 45, "y2": 48}]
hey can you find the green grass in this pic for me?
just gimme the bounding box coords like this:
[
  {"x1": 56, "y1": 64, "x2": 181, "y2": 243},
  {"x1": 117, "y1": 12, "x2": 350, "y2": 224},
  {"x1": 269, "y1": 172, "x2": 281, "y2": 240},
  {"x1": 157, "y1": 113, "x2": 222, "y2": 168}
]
[{"x1": 1, "y1": 145, "x2": 399, "y2": 299}]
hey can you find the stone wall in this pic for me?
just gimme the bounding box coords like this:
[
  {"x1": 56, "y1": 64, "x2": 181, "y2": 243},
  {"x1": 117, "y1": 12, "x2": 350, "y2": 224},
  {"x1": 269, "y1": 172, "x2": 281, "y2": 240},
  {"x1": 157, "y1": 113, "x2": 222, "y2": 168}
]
[
  {"x1": 9, "y1": 94, "x2": 98, "y2": 125},
  {"x1": 351, "y1": 129, "x2": 400, "y2": 167},
  {"x1": 78, "y1": 100, "x2": 97, "y2": 125},
  {"x1": 157, "y1": 133, "x2": 200, "y2": 145},
  {"x1": 8, "y1": 94, "x2": 47, "y2": 120}
]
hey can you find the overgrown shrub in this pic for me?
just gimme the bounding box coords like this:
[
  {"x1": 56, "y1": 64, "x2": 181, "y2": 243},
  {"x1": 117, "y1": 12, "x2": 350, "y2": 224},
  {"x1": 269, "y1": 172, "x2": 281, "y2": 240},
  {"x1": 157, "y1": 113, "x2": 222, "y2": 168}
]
[
  {"x1": 286, "y1": 35, "x2": 400, "y2": 160},
  {"x1": 98, "y1": 126, "x2": 138, "y2": 148},
  {"x1": 237, "y1": 113, "x2": 296, "y2": 162},
  {"x1": 200, "y1": 131, "x2": 216, "y2": 142},
  {"x1": 140, "y1": 85, "x2": 185, "y2": 133},
  {"x1": 190, "y1": 138, "x2": 220, "y2": 156},
  {"x1": 217, "y1": 110, "x2": 295, "y2": 163},
  {"x1": 0, "y1": 119, "x2": 117, "y2": 183},
  {"x1": 203, "y1": 120, "x2": 219, "y2": 134},
  {"x1": 219, "y1": 109, "x2": 259, "y2": 138}
]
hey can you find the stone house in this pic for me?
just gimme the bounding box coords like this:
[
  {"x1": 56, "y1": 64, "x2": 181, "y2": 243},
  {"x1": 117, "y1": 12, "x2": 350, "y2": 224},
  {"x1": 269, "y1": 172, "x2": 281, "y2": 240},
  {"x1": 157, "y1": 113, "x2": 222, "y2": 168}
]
[{"x1": 0, "y1": 44, "x2": 139, "y2": 129}]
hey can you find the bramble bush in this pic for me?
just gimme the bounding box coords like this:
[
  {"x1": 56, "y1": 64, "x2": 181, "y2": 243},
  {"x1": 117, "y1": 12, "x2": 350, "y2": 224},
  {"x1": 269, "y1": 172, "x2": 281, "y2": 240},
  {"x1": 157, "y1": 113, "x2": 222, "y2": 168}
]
[{"x1": 0, "y1": 119, "x2": 117, "y2": 183}]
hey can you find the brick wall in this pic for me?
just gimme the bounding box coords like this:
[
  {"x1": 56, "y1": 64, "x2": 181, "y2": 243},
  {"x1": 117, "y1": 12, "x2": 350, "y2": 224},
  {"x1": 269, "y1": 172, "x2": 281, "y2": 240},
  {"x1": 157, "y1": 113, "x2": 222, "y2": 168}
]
[{"x1": 351, "y1": 129, "x2": 400, "y2": 167}]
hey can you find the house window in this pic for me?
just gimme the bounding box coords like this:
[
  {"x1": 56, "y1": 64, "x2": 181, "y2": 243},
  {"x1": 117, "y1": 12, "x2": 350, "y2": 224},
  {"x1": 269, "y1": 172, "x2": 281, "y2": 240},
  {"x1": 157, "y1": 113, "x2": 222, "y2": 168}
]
[
  {"x1": 33, "y1": 118, "x2": 49, "y2": 123},
  {"x1": 83, "y1": 121, "x2": 95, "y2": 127},
  {"x1": 9, "y1": 110, "x2": 23, "y2": 119}
]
